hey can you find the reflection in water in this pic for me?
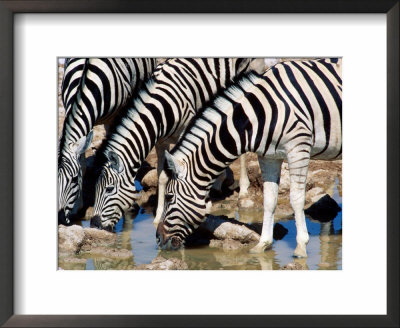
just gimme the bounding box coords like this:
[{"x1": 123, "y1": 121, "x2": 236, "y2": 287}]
[
  {"x1": 61, "y1": 192, "x2": 342, "y2": 270},
  {"x1": 272, "y1": 210, "x2": 342, "y2": 270}
]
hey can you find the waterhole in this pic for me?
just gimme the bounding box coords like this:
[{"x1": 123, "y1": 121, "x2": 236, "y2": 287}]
[{"x1": 60, "y1": 181, "x2": 342, "y2": 270}]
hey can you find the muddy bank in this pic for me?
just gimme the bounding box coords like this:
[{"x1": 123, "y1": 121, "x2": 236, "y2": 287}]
[
  {"x1": 58, "y1": 199, "x2": 341, "y2": 270},
  {"x1": 281, "y1": 261, "x2": 306, "y2": 270},
  {"x1": 213, "y1": 153, "x2": 342, "y2": 218},
  {"x1": 58, "y1": 225, "x2": 131, "y2": 258},
  {"x1": 58, "y1": 224, "x2": 135, "y2": 270}
]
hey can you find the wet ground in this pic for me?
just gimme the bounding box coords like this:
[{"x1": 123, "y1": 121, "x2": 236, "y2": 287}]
[{"x1": 59, "y1": 184, "x2": 342, "y2": 271}]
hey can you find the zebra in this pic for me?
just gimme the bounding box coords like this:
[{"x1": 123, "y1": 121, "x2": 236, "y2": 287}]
[
  {"x1": 157, "y1": 58, "x2": 342, "y2": 258},
  {"x1": 90, "y1": 58, "x2": 267, "y2": 230},
  {"x1": 58, "y1": 58, "x2": 157, "y2": 225}
]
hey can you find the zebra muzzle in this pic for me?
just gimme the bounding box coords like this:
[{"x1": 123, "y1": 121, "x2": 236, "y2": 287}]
[
  {"x1": 156, "y1": 223, "x2": 166, "y2": 248},
  {"x1": 58, "y1": 209, "x2": 71, "y2": 225},
  {"x1": 156, "y1": 223, "x2": 183, "y2": 250},
  {"x1": 170, "y1": 236, "x2": 182, "y2": 249}
]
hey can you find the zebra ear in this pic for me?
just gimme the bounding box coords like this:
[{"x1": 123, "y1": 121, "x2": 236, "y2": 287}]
[
  {"x1": 108, "y1": 151, "x2": 123, "y2": 173},
  {"x1": 70, "y1": 130, "x2": 93, "y2": 155},
  {"x1": 164, "y1": 150, "x2": 183, "y2": 179}
]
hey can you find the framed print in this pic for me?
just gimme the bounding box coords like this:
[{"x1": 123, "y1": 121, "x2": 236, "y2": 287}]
[{"x1": 1, "y1": 1, "x2": 398, "y2": 327}]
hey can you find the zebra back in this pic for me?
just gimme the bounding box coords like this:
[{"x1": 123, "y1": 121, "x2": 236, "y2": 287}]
[
  {"x1": 103, "y1": 58, "x2": 265, "y2": 167},
  {"x1": 173, "y1": 57, "x2": 342, "y2": 174}
]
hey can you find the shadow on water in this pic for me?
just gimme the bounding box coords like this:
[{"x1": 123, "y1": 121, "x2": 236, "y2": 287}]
[{"x1": 71, "y1": 180, "x2": 342, "y2": 270}]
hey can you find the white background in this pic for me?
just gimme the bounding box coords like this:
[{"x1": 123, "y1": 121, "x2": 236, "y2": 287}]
[{"x1": 14, "y1": 14, "x2": 387, "y2": 315}]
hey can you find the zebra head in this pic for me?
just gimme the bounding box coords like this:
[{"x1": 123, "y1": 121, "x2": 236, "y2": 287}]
[
  {"x1": 58, "y1": 131, "x2": 93, "y2": 225},
  {"x1": 91, "y1": 150, "x2": 140, "y2": 231},
  {"x1": 156, "y1": 151, "x2": 212, "y2": 250}
]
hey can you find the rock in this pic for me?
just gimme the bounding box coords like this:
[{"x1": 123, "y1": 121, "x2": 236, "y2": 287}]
[
  {"x1": 135, "y1": 161, "x2": 154, "y2": 183},
  {"x1": 60, "y1": 257, "x2": 87, "y2": 264},
  {"x1": 83, "y1": 227, "x2": 116, "y2": 247},
  {"x1": 209, "y1": 239, "x2": 252, "y2": 250},
  {"x1": 58, "y1": 225, "x2": 85, "y2": 255},
  {"x1": 136, "y1": 190, "x2": 157, "y2": 209},
  {"x1": 58, "y1": 258, "x2": 87, "y2": 270},
  {"x1": 199, "y1": 215, "x2": 260, "y2": 243},
  {"x1": 90, "y1": 258, "x2": 135, "y2": 270},
  {"x1": 140, "y1": 168, "x2": 158, "y2": 190},
  {"x1": 84, "y1": 247, "x2": 132, "y2": 259},
  {"x1": 238, "y1": 197, "x2": 255, "y2": 208},
  {"x1": 305, "y1": 194, "x2": 341, "y2": 222},
  {"x1": 144, "y1": 147, "x2": 158, "y2": 168},
  {"x1": 87, "y1": 125, "x2": 107, "y2": 155},
  {"x1": 83, "y1": 207, "x2": 95, "y2": 221},
  {"x1": 134, "y1": 256, "x2": 188, "y2": 270},
  {"x1": 281, "y1": 262, "x2": 304, "y2": 270},
  {"x1": 58, "y1": 225, "x2": 118, "y2": 255},
  {"x1": 307, "y1": 187, "x2": 325, "y2": 203}
]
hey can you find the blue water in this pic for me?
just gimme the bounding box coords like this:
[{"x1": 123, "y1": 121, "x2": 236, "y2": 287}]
[
  {"x1": 128, "y1": 211, "x2": 158, "y2": 265},
  {"x1": 272, "y1": 205, "x2": 342, "y2": 270},
  {"x1": 76, "y1": 205, "x2": 342, "y2": 270},
  {"x1": 75, "y1": 178, "x2": 342, "y2": 270}
]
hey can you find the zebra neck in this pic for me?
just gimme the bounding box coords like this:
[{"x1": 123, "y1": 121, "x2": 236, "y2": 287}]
[
  {"x1": 174, "y1": 115, "x2": 243, "y2": 194},
  {"x1": 105, "y1": 104, "x2": 162, "y2": 181},
  {"x1": 106, "y1": 78, "x2": 185, "y2": 167},
  {"x1": 172, "y1": 79, "x2": 264, "y2": 192}
]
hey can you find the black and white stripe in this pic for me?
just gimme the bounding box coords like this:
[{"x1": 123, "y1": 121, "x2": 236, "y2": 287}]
[
  {"x1": 91, "y1": 58, "x2": 266, "y2": 230},
  {"x1": 58, "y1": 58, "x2": 156, "y2": 224},
  {"x1": 158, "y1": 58, "x2": 342, "y2": 257}
]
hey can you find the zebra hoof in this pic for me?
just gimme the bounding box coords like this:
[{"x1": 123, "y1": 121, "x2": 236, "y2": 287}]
[
  {"x1": 293, "y1": 245, "x2": 308, "y2": 258},
  {"x1": 249, "y1": 242, "x2": 271, "y2": 254}
]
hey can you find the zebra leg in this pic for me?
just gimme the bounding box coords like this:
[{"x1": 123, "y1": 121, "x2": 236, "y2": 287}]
[
  {"x1": 153, "y1": 142, "x2": 169, "y2": 225},
  {"x1": 250, "y1": 158, "x2": 282, "y2": 254},
  {"x1": 287, "y1": 149, "x2": 311, "y2": 258},
  {"x1": 238, "y1": 154, "x2": 250, "y2": 197}
]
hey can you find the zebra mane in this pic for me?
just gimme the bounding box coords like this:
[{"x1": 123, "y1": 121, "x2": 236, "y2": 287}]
[
  {"x1": 132, "y1": 78, "x2": 157, "y2": 110},
  {"x1": 94, "y1": 77, "x2": 158, "y2": 168},
  {"x1": 210, "y1": 72, "x2": 261, "y2": 115}
]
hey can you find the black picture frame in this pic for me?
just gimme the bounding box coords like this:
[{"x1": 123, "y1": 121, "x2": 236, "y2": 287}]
[{"x1": 1, "y1": 1, "x2": 398, "y2": 327}]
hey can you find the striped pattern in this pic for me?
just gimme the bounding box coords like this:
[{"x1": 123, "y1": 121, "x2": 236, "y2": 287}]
[
  {"x1": 157, "y1": 58, "x2": 342, "y2": 255},
  {"x1": 91, "y1": 58, "x2": 265, "y2": 229},
  {"x1": 58, "y1": 58, "x2": 156, "y2": 223}
]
